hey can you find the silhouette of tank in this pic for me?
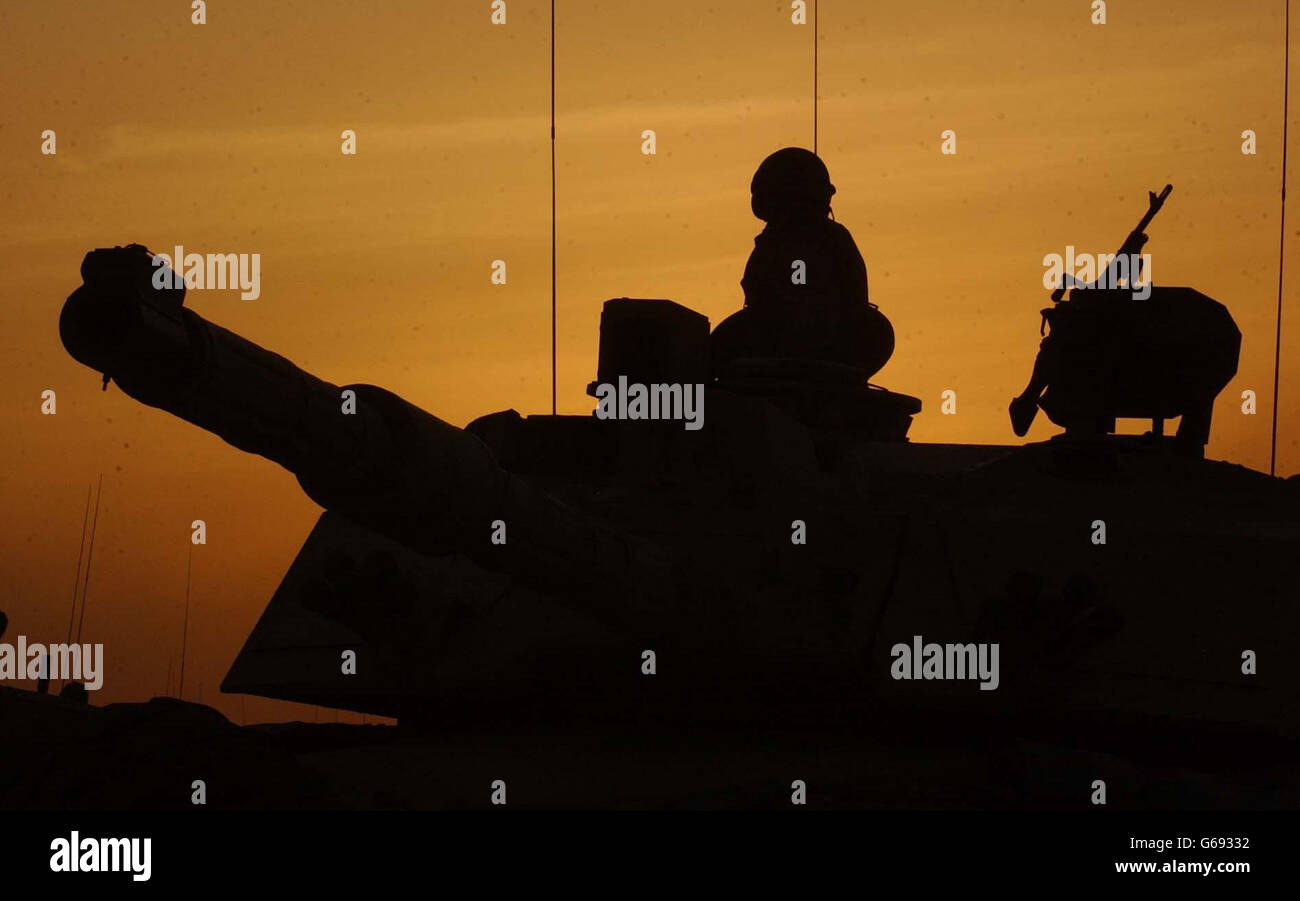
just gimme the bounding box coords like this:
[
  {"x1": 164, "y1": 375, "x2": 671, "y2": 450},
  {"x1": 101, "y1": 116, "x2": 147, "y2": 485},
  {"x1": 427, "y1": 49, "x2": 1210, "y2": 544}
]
[{"x1": 58, "y1": 243, "x2": 1300, "y2": 750}]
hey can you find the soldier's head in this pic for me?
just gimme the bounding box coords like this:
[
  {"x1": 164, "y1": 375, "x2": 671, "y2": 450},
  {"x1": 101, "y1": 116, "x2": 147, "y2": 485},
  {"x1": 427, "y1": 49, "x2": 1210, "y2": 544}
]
[{"x1": 750, "y1": 147, "x2": 836, "y2": 223}]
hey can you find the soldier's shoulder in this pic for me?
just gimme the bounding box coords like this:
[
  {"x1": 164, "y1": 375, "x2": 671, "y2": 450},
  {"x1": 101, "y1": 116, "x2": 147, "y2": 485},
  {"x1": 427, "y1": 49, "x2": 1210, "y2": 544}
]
[{"x1": 825, "y1": 219, "x2": 858, "y2": 240}]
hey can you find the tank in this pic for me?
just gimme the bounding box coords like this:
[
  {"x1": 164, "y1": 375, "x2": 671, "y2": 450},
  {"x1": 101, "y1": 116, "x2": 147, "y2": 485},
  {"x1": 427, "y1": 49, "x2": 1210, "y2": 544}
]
[{"x1": 59, "y1": 244, "x2": 1300, "y2": 751}]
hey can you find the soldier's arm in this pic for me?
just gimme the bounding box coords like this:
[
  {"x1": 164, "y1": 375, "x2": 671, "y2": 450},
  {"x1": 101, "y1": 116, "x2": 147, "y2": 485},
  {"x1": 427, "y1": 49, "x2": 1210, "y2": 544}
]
[
  {"x1": 830, "y1": 221, "x2": 870, "y2": 307},
  {"x1": 740, "y1": 242, "x2": 781, "y2": 310}
]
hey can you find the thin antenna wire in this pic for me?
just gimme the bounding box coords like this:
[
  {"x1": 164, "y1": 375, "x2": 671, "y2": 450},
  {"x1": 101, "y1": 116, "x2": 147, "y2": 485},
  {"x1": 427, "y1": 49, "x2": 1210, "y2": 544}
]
[
  {"x1": 179, "y1": 539, "x2": 193, "y2": 700},
  {"x1": 813, "y1": 0, "x2": 818, "y2": 154},
  {"x1": 550, "y1": 0, "x2": 558, "y2": 415},
  {"x1": 64, "y1": 484, "x2": 92, "y2": 645},
  {"x1": 74, "y1": 473, "x2": 103, "y2": 645},
  {"x1": 1271, "y1": 0, "x2": 1291, "y2": 477}
]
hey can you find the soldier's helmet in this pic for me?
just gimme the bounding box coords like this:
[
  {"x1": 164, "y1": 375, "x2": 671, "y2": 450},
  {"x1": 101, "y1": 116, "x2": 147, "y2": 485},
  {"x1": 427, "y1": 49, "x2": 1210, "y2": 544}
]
[{"x1": 750, "y1": 147, "x2": 836, "y2": 222}]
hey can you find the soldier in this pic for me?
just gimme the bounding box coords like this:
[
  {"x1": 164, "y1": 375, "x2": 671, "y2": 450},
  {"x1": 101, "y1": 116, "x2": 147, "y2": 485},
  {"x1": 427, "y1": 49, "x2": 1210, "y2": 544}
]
[{"x1": 710, "y1": 148, "x2": 894, "y2": 378}]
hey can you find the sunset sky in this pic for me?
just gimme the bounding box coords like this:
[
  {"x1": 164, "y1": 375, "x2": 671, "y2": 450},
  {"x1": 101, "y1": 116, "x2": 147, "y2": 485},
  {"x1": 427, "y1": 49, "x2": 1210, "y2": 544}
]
[{"x1": 0, "y1": 0, "x2": 1294, "y2": 722}]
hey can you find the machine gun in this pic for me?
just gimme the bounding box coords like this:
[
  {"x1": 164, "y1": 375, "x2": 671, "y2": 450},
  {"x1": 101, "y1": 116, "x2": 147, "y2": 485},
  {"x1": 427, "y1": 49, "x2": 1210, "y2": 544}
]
[
  {"x1": 1020, "y1": 185, "x2": 1239, "y2": 447},
  {"x1": 1049, "y1": 183, "x2": 1173, "y2": 305}
]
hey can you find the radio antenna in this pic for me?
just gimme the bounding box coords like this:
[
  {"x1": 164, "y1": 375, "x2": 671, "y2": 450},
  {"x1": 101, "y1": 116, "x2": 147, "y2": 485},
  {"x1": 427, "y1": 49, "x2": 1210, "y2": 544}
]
[
  {"x1": 813, "y1": 0, "x2": 819, "y2": 154},
  {"x1": 64, "y1": 483, "x2": 92, "y2": 645},
  {"x1": 74, "y1": 473, "x2": 103, "y2": 644},
  {"x1": 550, "y1": 0, "x2": 558, "y2": 415},
  {"x1": 1271, "y1": 0, "x2": 1291, "y2": 476}
]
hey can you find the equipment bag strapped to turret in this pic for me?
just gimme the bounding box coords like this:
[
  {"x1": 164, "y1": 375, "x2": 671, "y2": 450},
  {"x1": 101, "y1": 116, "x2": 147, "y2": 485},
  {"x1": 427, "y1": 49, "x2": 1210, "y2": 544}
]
[{"x1": 1038, "y1": 287, "x2": 1241, "y2": 443}]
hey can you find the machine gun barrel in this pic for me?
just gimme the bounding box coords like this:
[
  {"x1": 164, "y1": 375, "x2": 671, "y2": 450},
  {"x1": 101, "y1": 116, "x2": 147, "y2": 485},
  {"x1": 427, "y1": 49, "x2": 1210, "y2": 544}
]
[{"x1": 1130, "y1": 183, "x2": 1173, "y2": 237}]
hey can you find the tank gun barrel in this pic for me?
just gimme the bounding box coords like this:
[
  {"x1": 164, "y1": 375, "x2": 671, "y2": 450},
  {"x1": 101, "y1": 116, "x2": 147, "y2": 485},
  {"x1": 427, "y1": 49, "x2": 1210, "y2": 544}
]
[
  {"x1": 58, "y1": 246, "x2": 670, "y2": 631},
  {"x1": 61, "y1": 252, "x2": 381, "y2": 487}
]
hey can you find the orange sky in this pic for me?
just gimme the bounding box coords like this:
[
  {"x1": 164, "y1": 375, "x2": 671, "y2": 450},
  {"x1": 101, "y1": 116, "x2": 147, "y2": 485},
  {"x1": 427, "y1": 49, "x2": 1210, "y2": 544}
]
[{"x1": 0, "y1": 0, "x2": 1295, "y2": 723}]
